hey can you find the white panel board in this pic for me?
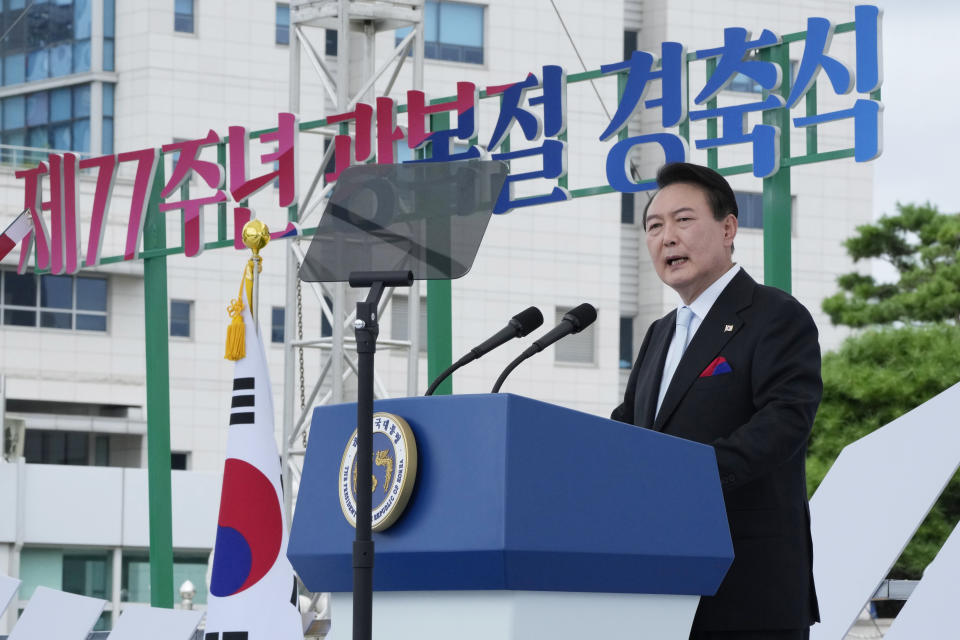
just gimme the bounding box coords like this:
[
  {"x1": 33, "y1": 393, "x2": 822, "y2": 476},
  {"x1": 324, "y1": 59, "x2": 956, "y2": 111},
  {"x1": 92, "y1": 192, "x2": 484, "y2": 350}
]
[
  {"x1": 328, "y1": 591, "x2": 698, "y2": 640},
  {"x1": 810, "y1": 382, "x2": 960, "y2": 640},
  {"x1": 0, "y1": 574, "x2": 20, "y2": 618},
  {"x1": 883, "y1": 520, "x2": 960, "y2": 640},
  {"x1": 107, "y1": 605, "x2": 204, "y2": 640},
  {"x1": 8, "y1": 586, "x2": 105, "y2": 640}
]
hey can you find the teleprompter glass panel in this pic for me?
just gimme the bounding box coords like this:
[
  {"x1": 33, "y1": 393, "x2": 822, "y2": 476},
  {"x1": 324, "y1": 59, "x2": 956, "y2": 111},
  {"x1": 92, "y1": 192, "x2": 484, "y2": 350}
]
[{"x1": 300, "y1": 159, "x2": 508, "y2": 283}]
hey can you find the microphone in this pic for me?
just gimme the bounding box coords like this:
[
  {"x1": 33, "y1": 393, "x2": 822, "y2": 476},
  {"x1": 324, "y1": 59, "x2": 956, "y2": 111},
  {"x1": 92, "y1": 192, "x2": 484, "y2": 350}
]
[
  {"x1": 491, "y1": 303, "x2": 597, "y2": 393},
  {"x1": 424, "y1": 306, "x2": 544, "y2": 396}
]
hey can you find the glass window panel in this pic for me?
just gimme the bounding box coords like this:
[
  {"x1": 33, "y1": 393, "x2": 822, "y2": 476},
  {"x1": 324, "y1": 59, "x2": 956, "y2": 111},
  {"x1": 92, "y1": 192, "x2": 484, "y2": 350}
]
[
  {"x1": 276, "y1": 3, "x2": 289, "y2": 45},
  {"x1": 76, "y1": 276, "x2": 107, "y2": 310},
  {"x1": 4, "y1": 309, "x2": 35, "y2": 326},
  {"x1": 40, "y1": 310, "x2": 72, "y2": 328},
  {"x1": 50, "y1": 42, "x2": 71, "y2": 76},
  {"x1": 72, "y1": 118, "x2": 89, "y2": 153},
  {"x1": 102, "y1": 83, "x2": 114, "y2": 116},
  {"x1": 76, "y1": 314, "x2": 106, "y2": 331},
  {"x1": 26, "y1": 92, "x2": 48, "y2": 126},
  {"x1": 101, "y1": 116, "x2": 112, "y2": 154},
  {"x1": 40, "y1": 274, "x2": 71, "y2": 308},
  {"x1": 4, "y1": 270, "x2": 35, "y2": 305},
  {"x1": 438, "y1": 2, "x2": 482, "y2": 47},
  {"x1": 5, "y1": 53, "x2": 24, "y2": 85},
  {"x1": 271, "y1": 306, "x2": 284, "y2": 343},
  {"x1": 104, "y1": 0, "x2": 115, "y2": 37},
  {"x1": 173, "y1": 557, "x2": 209, "y2": 605},
  {"x1": 170, "y1": 300, "x2": 191, "y2": 337},
  {"x1": 619, "y1": 316, "x2": 634, "y2": 369},
  {"x1": 103, "y1": 38, "x2": 113, "y2": 70},
  {"x1": 49, "y1": 2, "x2": 72, "y2": 42},
  {"x1": 50, "y1": 87, "x2": 71, "y2": 121},
  {"x1": 462, "y1": 45, "x2": 482, "y2": 64},
  {"x1": 3, "y1": 95, "x2": 24, "y2": 129},
  {"x1": 62, "y1": 551, "x2": 110, "y2": 598},
  {"x1": 175, "y1": 0, "x2": 194, "y2": 33},
  {"x1": 26, "y1": 48, "x2": 48, "y2": 82},
  {"x1": 73, "y1": 83, "x2": 90, "y2": 116},
  {"x1": 45, "y1": 430, "x2": 66, "y2": 464},
  {"x1": 423, "y1": 1, "x2": 438, "y2": 41},
  {"x1": 4, "y1": 12, "x2": 26, "y2": 52},
  {"x1": 25, "y1": 4, "x2": 49, "y2": 49},
  {"x1": 4, "y1": 130, "x2": 24, "y2": 164},
  {"x1": 27, "y1": 126, "x2": 47, "y2": 150},
  {"x1": 73, "y1": 39, "x2": 90, "y2": 72},
  {"x1": 324, "y1": 28, "x2": 337, "y2": 56},
  {"x1": 9, "y1": 0, "x2": 27, "y2": 9},
  {"x1": 122, "y1": 556, "x2": 151, "y2": 603},
  {"x1": 74, "y1": 0, "x2": 91, "y2": 39},
  {"x1": 19, "y1": 549, "x2": 62, "y2": 599},
  {"x1": 23, "y1": 431, "x2": 43, "y2": 464}
]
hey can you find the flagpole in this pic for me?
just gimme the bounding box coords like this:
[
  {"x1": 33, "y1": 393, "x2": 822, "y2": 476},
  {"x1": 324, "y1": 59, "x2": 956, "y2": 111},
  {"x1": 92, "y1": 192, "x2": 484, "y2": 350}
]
[{"x1": 242, "y1": 220, "x2": 270, "y2": 333}]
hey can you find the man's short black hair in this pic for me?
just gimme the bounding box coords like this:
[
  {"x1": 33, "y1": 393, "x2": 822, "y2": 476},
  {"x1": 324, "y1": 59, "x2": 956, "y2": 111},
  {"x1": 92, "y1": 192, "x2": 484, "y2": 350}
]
[{"x1": 642, "y1": 162, "x2": 739, "y2": 227}]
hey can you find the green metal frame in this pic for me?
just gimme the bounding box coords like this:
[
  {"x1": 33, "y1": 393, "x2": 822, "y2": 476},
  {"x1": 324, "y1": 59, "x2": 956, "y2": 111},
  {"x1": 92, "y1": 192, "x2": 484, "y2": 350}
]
[{"x1": 20, "y1": 18, "x2": 875, "y2": 607}]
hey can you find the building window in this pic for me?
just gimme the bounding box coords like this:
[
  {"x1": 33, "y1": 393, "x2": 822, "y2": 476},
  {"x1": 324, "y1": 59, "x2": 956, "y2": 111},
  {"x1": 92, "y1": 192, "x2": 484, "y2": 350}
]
[
  {"x1": 623, "y1": 29, "x2": 638, "y2": 60},
  {"x1": 276, "y1": 3, "x2": 290, "y2": 45},
  {"x1": 396, "y1": 1, "x2": 484, "y2": 64},
  {"x1": 174, "y1": 0, "x2": 194, "y2": 33},
  {"x1": 104, "y1": 0, "x2": 115, "y2": 70},
  {"x1": 621, "y1": 192, "x2": 635, "y2": 225},
  {"x1": 1, "y1": 270, "x2": 107, "y2": 331},
  {"x1": 170, "y1": 299, "x2": 192, "y2": 338},
  {"x1": 271, "y1": 305, "x2": 284, "y2": 343},
  {"x1": 24, "y1": 429, "x2": 89, "y2": 465},
  {"x1": 734, "y1": 191, "x2": 763, "y2": 229},
  {"x1": 390, "y1": 294, "x2": 427, "y2": 352},
  {"x1": 171, "y1": 451, "x2": 190, "y2": 470},
  {"x1": 619, "y1": 316, "x2": 634, "y2": 369},
  {"x1": 1, "y1": 83, "x2": 104, "y2": 162},
  {"x1": 0, "y1": 0, "x2": 94, "y2": 87},
  {"x1": 554, "y1": 306, "x2": 596, "y2": 364},
  {"x1": 122, "y1": 552, "x2": 209, "y2": 605},
  {"x1": 325, "y1": 28, "x2": 337, "y2": 56}
]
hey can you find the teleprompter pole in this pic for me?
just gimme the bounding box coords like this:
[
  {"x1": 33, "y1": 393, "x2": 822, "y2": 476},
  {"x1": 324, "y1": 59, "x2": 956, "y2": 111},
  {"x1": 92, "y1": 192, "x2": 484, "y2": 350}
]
[{"x1": 349, "y1": 270, "x2": 414, "y2": 640}]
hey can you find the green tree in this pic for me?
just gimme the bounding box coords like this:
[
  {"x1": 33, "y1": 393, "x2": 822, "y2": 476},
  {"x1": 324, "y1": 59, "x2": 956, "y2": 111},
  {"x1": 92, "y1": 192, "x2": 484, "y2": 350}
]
[
  {"x1": 822, "y1": 203, "x2": 960, "y2": 326},
  {"x1": 811, "y1": 203, "x2": 960, "y2": 578}
]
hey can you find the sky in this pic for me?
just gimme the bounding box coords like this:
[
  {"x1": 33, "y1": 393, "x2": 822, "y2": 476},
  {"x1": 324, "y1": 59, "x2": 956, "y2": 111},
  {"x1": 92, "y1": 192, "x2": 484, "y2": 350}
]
[{"x1": 871, "y1": 0, "x2": 960, "y2": 218}]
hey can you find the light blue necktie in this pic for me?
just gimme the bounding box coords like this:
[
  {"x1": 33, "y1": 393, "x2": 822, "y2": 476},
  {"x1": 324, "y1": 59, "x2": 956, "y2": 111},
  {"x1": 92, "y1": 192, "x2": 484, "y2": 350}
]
[{"x1": 656, "y1": 306, "x2": 694, "y2": 419}]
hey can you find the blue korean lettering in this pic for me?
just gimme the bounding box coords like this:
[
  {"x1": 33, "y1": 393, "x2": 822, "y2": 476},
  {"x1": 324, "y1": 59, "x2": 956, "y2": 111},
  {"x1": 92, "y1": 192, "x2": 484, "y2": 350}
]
[
  {"x1": 606, "y1": 133, "x2": 688, "y2": 192},
  {"x1": 599, "y1": 43, "x2": 686, "y2": 139},
  {"x1": 492, "y1": 140, "x2": 569, "y2": 214}
]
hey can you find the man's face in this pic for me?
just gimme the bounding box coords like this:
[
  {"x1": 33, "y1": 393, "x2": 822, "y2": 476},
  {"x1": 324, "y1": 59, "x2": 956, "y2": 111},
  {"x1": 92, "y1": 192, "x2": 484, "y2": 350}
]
[{"x1": 644, "y1": 182, "x2": 737, "y2": 305}]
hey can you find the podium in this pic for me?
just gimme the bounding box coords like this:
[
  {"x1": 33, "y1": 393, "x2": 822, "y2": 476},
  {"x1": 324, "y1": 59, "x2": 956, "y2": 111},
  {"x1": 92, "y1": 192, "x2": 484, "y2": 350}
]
[{"x1": 288, "y1": 394, "x2": 733, "y2": 639}]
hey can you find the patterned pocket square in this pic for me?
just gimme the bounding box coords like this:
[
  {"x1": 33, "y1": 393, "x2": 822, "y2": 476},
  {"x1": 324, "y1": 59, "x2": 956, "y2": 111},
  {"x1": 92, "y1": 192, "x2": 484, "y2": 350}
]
[{"x1": 700, "y1": 356, "x2": 732, "y2": 377}]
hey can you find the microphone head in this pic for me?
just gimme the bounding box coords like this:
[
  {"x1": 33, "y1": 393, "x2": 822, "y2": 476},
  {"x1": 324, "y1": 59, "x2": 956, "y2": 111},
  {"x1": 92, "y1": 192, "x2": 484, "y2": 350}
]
[
  {"x1": 511, "y1": 306, "x2": 544, "y2": 337},
  {"x1": 563, "y1": 303, "x2": 597, "y2": 333}
]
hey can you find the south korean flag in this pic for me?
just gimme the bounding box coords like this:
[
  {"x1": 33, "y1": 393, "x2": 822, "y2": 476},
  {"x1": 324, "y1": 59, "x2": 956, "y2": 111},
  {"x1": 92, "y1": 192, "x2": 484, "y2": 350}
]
[{"x1": 205, "y1": 308, "x2": 303, "y2": 640}]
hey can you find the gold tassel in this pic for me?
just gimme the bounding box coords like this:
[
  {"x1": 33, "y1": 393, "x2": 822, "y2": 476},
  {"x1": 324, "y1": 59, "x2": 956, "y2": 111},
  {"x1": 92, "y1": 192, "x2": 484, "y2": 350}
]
[{"x1": 224, "y1": 260, "x2": 254, "y2": 361}]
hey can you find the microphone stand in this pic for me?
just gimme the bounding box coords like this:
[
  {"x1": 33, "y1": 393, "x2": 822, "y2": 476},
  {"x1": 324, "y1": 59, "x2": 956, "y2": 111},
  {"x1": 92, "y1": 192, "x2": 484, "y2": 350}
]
[{"x1": 348, "y1": 269, "x2": 414, "y2": 640}]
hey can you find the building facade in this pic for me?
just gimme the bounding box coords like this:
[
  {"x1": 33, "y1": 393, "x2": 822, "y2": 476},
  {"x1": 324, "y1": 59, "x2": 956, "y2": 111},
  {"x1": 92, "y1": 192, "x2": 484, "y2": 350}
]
[{"x1": 0, "y1": 0, "x2": 873, "y2": 632}]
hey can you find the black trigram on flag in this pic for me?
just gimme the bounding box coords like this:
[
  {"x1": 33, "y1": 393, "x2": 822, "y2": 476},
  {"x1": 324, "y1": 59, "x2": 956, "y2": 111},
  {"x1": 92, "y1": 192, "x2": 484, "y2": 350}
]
[
  {"x1": 205, "y1": 633, "x2": 249, "y2": 640},
  {"x1": 230, "y1": 377, "x2": 255, "y2": 425}
]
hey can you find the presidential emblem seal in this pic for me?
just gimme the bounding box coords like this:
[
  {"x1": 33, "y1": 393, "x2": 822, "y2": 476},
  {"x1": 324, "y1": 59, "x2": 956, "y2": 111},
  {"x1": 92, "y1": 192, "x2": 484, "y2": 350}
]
[{"x1": 339, "y1": 412, "x2": 418, "y2": 532}]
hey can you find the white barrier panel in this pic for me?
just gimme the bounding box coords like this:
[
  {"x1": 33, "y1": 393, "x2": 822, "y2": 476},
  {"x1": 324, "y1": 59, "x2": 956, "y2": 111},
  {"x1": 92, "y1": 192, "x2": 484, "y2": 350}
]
[
  {"x1": 0, "y1": 575, "x2": 19, "y2": 617},
  {"x1": 883, "y1": 519, "x2": 960, "y2": 640},
  {"x1": 810, "y1": 381, "x2": 960, "y2": 640},
  {"x1": 107, "y1": 604, "x2": 204, "y2": 640},
  {"x1": 8, "y1": 586, "x2": 105, "y2": 640}
]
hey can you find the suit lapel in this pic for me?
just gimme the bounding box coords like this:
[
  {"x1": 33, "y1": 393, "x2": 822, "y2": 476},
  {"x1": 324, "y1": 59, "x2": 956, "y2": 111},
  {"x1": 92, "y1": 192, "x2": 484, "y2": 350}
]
[
  {"x1": 632, "y1": 314, "x2": 674, "y2": 428},
  {"x1": 652, "y1": 270, "x2": 756, "y2": 431}
]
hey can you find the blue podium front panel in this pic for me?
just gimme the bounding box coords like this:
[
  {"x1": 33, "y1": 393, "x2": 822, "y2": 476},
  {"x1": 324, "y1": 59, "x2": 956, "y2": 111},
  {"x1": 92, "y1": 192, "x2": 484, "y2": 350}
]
[{"x1": 288, "y1": 394, "x2": 732, "y2": 595}]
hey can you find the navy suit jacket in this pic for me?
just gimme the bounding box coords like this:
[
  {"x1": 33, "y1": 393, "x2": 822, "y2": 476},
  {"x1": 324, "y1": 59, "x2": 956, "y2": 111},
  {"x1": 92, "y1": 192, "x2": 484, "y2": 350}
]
[{"x1": 613, "y1": 269, "x2": 822, "y2": 631}]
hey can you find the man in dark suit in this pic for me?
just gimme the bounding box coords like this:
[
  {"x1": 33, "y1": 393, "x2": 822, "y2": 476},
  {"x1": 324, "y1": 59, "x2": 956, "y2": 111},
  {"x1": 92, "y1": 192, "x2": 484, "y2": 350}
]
[{"x1": 612, "y1": 163, "x2": 821, "y2": 639}]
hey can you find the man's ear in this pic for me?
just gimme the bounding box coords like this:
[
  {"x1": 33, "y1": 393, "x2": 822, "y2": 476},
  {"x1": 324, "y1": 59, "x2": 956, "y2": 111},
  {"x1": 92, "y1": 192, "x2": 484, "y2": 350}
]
[{"x1": 724, "y1": 213, "x2": 738, "y2": 247}]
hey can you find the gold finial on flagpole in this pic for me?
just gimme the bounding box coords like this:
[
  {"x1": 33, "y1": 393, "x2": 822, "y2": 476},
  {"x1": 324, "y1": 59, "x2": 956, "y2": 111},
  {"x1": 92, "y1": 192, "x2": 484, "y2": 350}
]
[
  {"x1": 225, "y1": 220, "x2": 271, "y2": 361},
  {"x1": 242, "y1": 220, "x2": 270, "y2": 331}
]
